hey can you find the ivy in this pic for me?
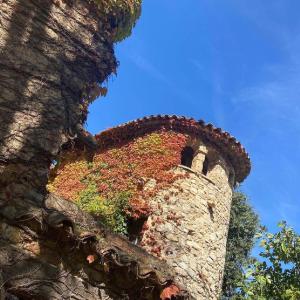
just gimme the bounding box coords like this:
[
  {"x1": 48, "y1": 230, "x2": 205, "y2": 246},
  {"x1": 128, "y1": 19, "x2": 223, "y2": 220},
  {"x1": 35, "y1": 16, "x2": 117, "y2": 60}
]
[
  {"x1": 76, "y1": 181, "x2": 130, "y2": 234},
  {"x1": 49, "y1": 130, "x2": 188, "y2": 233}
]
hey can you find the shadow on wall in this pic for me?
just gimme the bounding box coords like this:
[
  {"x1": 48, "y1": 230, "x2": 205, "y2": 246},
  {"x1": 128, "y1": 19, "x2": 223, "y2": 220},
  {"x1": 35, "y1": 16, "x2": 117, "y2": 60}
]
[{"x1": 0, "y1": 1, "x2": 118, "y2": 298}]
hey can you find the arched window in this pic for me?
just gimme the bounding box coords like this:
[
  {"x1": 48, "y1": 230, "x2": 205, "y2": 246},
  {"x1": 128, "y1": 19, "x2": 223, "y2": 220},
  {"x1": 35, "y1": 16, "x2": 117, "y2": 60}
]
[
  {"x1": 202, "y1": 156, "x2": 209, "y2": 176},
  {"x1": 181, "y1": 146, "x2": 194, "y2": 168}
]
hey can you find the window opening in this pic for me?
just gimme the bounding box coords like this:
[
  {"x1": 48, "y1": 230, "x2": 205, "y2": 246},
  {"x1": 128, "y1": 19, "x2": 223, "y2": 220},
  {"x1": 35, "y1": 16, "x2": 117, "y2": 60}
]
[
  {"x1": 127, "y1": 217, "x2": 148, "y2": 245},
  {"x1": 181, "y1": 146, "x2": 194, "y2": 168},
  {"x1": 202, "y1": 156, "x2": 209, "y2": 176}
]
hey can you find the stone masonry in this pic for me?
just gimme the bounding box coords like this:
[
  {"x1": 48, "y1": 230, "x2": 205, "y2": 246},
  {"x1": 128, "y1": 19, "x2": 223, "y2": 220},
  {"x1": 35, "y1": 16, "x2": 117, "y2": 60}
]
[
  {"x1": 141, "y1": 142, "x2": 234, "y2": 299},
  {"x1": 50, "y1": 115, "x2": 250, "y2": 299}
]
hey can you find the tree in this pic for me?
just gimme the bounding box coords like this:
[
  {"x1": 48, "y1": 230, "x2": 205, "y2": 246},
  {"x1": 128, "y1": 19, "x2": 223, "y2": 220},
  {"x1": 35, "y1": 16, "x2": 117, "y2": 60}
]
[
  {"x1": 236, "y1": 222, "x2": 300, "y2": 300},
  {"x1": 222, "y1": 191, "x2": 259, "y2": 299}
]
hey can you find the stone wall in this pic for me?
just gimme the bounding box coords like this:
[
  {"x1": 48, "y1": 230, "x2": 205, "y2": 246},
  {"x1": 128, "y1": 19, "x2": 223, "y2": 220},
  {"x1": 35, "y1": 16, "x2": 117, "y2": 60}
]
[
  {"x1": 0, "y1": 0, "x2": 118, "y2": 203},
  {"x1": 140, "y1": 142, "x2": 234, "y2": 299},
  {"x1": 46, "y1": 116, "x2": 249, "y2": 299}
]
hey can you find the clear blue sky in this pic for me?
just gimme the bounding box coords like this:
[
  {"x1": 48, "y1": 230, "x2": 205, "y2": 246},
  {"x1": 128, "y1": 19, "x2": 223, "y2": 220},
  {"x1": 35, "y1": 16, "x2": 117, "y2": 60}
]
[{"x1": 87, "y1": 0, "x2": 300, "y2": 233}]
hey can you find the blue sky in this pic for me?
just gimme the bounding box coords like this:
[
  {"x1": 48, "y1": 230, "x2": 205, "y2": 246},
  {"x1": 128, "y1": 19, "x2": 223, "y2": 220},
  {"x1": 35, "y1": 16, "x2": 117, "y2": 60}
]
[{"x1": 87, "y1": 0, "x2": 300, "y2": 233}]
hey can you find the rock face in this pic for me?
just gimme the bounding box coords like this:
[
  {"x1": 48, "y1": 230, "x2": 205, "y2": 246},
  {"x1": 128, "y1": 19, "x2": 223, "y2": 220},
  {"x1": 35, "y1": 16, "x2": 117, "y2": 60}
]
[{"x1": 50, "y1": 115, "x2": 250, "y2": 299}]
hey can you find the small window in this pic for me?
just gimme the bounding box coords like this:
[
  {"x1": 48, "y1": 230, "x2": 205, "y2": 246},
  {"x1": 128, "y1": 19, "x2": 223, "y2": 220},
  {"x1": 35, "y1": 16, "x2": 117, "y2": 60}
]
[
  {"x1": 181, "y1": 146, "x2": 194, "y2": 168},
  {"x1": 202, "y1": 156, "x2": 209, "y2": 175}
]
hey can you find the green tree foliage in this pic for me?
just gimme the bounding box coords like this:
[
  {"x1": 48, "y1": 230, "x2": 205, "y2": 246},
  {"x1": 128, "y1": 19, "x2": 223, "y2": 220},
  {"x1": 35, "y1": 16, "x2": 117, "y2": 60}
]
[
  {"x1": 236, "y1": 222, "x2": 300, "y2": 300},
  {"x1": 222, "y1": 191, "x2": 259, "y2": 299}
]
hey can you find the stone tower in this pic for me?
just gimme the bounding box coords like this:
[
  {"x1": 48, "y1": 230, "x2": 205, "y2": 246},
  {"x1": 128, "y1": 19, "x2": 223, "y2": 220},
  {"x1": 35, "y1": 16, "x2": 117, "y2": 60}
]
[{"x1": 50, "y1": 115, "x2": 250, "y2": 299}]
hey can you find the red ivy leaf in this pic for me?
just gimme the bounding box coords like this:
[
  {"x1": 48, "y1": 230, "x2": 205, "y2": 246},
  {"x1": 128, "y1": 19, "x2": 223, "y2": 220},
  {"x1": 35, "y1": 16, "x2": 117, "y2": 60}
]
[
  {"x1": 87, "y1": 254, "x2": 96, "y2": 264},
  {"x1": 160, "y1": 284, "x2": 180, "y2": 300}
]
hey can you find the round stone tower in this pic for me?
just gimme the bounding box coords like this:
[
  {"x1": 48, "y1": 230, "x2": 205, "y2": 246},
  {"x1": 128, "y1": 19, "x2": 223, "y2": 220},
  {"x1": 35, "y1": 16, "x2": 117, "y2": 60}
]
[
  {"x1": 50, "y1": 115, "x2": 250, "y2": 300},
  {"x1": 133, "y1": 118, "x2": 250, "y2": 299}
]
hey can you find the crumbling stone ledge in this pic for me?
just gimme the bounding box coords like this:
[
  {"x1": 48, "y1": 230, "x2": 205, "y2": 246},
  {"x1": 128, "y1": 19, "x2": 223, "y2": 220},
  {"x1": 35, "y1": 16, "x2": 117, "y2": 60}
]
[{"x1": 0, "y1": 193, "x2": 192, "y2": 299}]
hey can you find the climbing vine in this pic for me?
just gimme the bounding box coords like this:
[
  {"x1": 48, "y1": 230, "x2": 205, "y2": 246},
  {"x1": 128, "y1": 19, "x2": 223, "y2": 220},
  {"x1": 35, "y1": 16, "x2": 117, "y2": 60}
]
[
  {"x1": 76, "y1": 182, "x2": 130, "y2": 234},
  {"x1": 48, "y1": 130, "x2": 188, "y2": 233},
  {"x1": 91, "y1": 0, "x2": 142, "y2": 42}
]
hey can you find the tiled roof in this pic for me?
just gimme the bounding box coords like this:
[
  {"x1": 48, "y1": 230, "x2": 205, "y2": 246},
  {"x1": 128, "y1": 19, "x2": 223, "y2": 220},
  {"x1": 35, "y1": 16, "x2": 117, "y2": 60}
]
[
  {"x1": 95, "y1": 115, "x2": 251, "y2": 183},
  {"x1": 45, "y1": 193, "x2": 191, "y2": 299}
]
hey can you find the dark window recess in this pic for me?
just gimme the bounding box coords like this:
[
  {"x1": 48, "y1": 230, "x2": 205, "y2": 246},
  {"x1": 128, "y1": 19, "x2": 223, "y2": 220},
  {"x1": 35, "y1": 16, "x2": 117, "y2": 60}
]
[
  {"x1": 208, "y1": 205, "x2": 214, "y2": 221},
  {"x1": 127, "y1": 217, "x2": 148, "y2": 245},
  {"x1": 202, "y1": 156, "x2": 209, "y2": 175},
  {"x1": 181, "y1": 147, "x2": 194, "y2": 168}
]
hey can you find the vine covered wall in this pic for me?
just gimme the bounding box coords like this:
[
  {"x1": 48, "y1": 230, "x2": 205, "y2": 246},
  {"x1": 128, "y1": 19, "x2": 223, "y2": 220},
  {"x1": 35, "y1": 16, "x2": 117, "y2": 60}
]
[
  {"x1": 48, "y1": 130, "x2": 188, "y2": 233},
  {"x1": 47, "y1": 115, "x2": 250, "y2": 299}
]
